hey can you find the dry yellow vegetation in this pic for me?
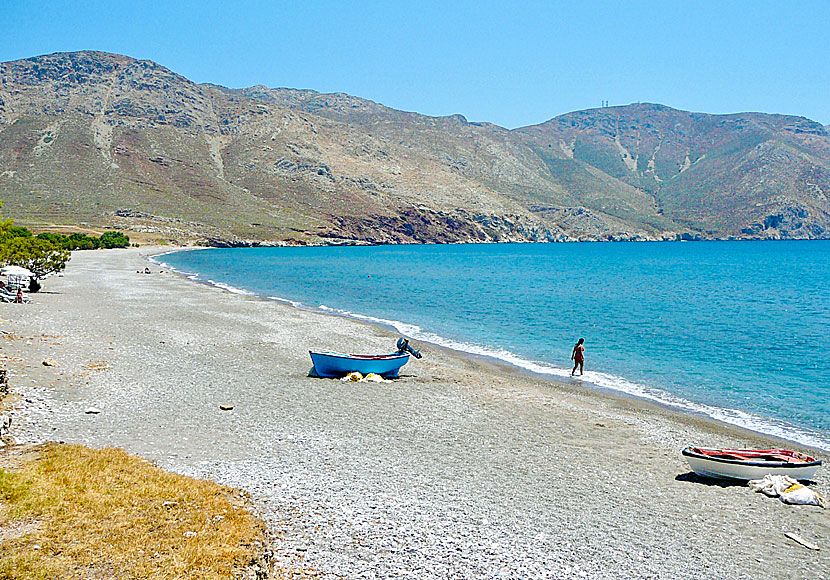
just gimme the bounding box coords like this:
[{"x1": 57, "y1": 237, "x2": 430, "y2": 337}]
[{"x1": 0, "y1": 443, "x2": 272, "y2": 579}]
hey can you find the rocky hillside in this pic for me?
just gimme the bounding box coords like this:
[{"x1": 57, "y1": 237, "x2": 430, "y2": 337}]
[
  {"x1": 1, "y1": 51, "x2": 828, "y2": 244},
  {"x1": 518, "y1": 105, "x2": 830, "y2": 239}
]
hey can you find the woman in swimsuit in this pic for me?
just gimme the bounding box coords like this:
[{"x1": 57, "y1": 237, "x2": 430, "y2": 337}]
[{"x1": 571, "y1": 338, "x2": 585, "y2": 376}]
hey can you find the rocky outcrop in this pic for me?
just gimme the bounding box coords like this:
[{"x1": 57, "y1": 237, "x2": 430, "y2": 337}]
[
  {"x1": 318, "y1": 208, "x2": 572, "y2": 244},
  {"x1": 740, "y1": 202, "x2": 828, "y2": 239}
]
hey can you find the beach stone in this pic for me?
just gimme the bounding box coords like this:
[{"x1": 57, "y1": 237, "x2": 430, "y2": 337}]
[
  {"x1": 219, "y1": 404, "x2": 234, "y2": 411},
  {"x1": 0, "y1": 415, "x2": 11, "y2": 444},
  {"x1": 84, "y1": 407, "x2": 101, "y2": 414},
  {"x1": 42, "y1": 358, "x2": 57, "y2": 367}
]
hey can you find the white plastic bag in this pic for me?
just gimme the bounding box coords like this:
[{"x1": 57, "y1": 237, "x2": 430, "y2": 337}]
[
  {"x1": 748, "y1": 474, "x2": 825, "y2": 507},
  {"x1": 780, "y1": 482, "x2": 825, "y2": 508},
  {"x1": 748, "y1": 474, "x2": 797, "y2": 497}
]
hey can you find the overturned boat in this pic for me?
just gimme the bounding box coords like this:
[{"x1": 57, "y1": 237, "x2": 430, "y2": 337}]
[
  {"x1": 310, "y1": 338, "x2": 422, "y2": 379},
  {"x1": 682, "y1": 446, "x2": 822, "y2": 481}
]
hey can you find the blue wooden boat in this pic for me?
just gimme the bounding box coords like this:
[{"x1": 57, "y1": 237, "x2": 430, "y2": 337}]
[
  {"x1": 310, "y1": 338, "x2": 422, "y2": 378},
  {"x1": 309, "y1": 351, "x2": 410, "y2": 378}
]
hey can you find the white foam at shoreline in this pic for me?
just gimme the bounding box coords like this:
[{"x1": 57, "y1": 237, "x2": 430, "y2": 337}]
[
  {"x1": 153, "y1": 257, "x2": 255, "y2": 296},
  {"x1": 156, "y1": 253, "x2": 830, "y2": 452},
  {"x1": 206, "y1": 280, "x2": 257, "y2": 296},
  {"x1": 268, "y1": 296, "x2": 304, "y2": 308}
]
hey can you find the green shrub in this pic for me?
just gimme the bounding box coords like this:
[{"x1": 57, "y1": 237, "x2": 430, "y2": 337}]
[
  {"x1": 6, "y1": 226, "x2": 32, "y2": 239},
  {"x1": 36, "y1": 232, "x2": 66, "y2": 246},
  {"x1": 98, "y1": 231, "x2": 130, "y2": 249},
  {"x1": 66, "y1": 233, "x2": 99, "y2": 250}
]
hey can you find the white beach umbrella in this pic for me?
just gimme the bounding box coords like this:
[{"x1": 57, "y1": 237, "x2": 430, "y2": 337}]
[{"x1": 0, "y1": 265, "x2": 33, "y2": 277}]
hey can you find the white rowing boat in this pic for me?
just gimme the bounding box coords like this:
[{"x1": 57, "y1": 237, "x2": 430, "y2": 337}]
[{"x1": 682, "y1": 446, "x2": 821, "y2": 481}]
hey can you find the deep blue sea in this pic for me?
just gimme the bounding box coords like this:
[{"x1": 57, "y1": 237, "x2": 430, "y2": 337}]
[{"x1": 158, "y1": 241, "x2": 830, "y2": 450}]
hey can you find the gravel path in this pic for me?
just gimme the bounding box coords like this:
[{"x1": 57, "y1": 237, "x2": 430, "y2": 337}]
[{"x1": 1, "y1": 248, "x2": 828, "y2": 579}]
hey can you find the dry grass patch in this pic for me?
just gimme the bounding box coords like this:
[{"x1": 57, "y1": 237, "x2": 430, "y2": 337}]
[{"x1": 0, "y1": 443, "x2": 272, "y2": 579}]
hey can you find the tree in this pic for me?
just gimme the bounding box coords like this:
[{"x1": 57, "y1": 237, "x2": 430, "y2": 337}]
[
  {"x1": 66, "y1": 233, "x2": 98, "y2": 250},
  {"x1": 99, "y1": 231, "x2": 130, "y2": 248},
  {"x1": 0, "y1": 201, "x2": 69, "y2": 291},
  {"x1": 0, "y1": 237, "x2": 71, "y2": 282},
  {"x1": 0, "y1": 201, "x2": 12, "y2": 239},
  {"x1": 6, "y1": 226, "x2": 32, "y2": 238},
  {"x1": 36, "y1": 232, "x2": 68, "y2": 246}
]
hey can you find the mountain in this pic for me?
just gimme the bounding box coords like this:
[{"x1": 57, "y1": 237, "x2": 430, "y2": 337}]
[
  {"x1": 518, "y1": 104, "x2": 830, "y2": 239},
  {"x1": 1, "y1": 51, "x2": 829, "y2": 245}
]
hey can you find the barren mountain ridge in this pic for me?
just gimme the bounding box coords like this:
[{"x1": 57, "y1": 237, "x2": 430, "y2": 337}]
[{"x1": 1, "y1": 51, "x2": 828, "y2": 245}]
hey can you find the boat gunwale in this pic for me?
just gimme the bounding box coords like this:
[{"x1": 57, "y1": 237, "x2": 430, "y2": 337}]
[
  {"x1": 309, "y1": 351, "x2": 409, "y2": 361},
  {"x1": 681, "y1": 446, "x2": 821, "y2": 468}
]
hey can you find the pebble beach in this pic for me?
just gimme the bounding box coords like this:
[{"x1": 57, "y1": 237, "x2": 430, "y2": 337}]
[{"x1": 1, "y1": 247, "x2": 828, "y2": 579}]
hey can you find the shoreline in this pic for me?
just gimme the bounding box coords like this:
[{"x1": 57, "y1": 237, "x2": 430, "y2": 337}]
[
  {"x1": 152, "y1": 245, "x2": 830, "y2": 454},
  {"x1": 1, "y1": 247, "x2": 827, "y2": 579},
  {"x1": 140, "y1": 237, "x2": 830, "y2": 248}
]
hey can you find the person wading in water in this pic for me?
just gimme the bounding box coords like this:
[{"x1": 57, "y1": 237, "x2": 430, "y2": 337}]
[{"x1": 571, "y1": 338, "x2": 585, "y2": 376}]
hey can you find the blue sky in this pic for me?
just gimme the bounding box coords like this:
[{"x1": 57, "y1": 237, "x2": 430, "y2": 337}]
[{"x1": 2, "y1": 1, "x2": 828, "y2": 128}]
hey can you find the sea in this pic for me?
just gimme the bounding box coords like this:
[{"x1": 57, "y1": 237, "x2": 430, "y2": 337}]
[{"x1": 157, "y1": 241, "x2": 830, "y2": 451}]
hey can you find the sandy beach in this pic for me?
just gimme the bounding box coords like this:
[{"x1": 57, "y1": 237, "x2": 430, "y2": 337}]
[{"x1": 1, "y1": 247, "x2": 828, "y2": 579}]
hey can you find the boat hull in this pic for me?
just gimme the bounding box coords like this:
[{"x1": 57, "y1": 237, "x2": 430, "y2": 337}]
[
  {"x1": 309, "y1": 351, "x2": 410, "y2": 378},
  {"x1": 682, "y1": 447, "x2": 821, "y2": 481}
]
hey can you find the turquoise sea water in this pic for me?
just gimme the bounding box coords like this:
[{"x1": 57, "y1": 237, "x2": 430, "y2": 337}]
[{"x1": 158, "y1": 241, "x2": 830, "y2": 450}]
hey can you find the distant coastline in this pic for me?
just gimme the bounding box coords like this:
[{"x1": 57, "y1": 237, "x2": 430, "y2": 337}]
[{"x1": 176, "y1": 234, "x2": 830, "y2": 249}]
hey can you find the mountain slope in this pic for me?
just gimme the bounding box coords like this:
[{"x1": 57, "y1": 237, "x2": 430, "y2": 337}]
[
  {"x1": 518, "y1": 104, "x2": 830, "y2": 238},
  {"x1": 1, "y1": 51, "x2": 829, "y2": 244}
]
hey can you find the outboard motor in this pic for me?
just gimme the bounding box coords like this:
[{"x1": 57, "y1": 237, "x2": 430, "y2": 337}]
[{"x1": 396, "y1": 337, "x2": 422, "y2": 359}]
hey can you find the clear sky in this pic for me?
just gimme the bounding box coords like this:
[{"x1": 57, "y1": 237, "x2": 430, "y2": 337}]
[{"x1": 2, "y1": 1, "x2": 828, "y2": 128}]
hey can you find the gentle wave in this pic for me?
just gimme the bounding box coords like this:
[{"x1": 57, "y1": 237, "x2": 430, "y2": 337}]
[
  {"x1": 147, "y1": 256, "x2": 185, "y2": 275},
  {"x1": 268, "y1": 296, "x2": 305, "y2": 309},
  {"x1": 155, "y1": 253, "x2": 830, "y2": 452},
  {"x1": 206, "y1": 280, "x2": 257, "y2": 296},
  {"x1": 151, "y1": 258, "x2": 257, "y2": 296}
]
